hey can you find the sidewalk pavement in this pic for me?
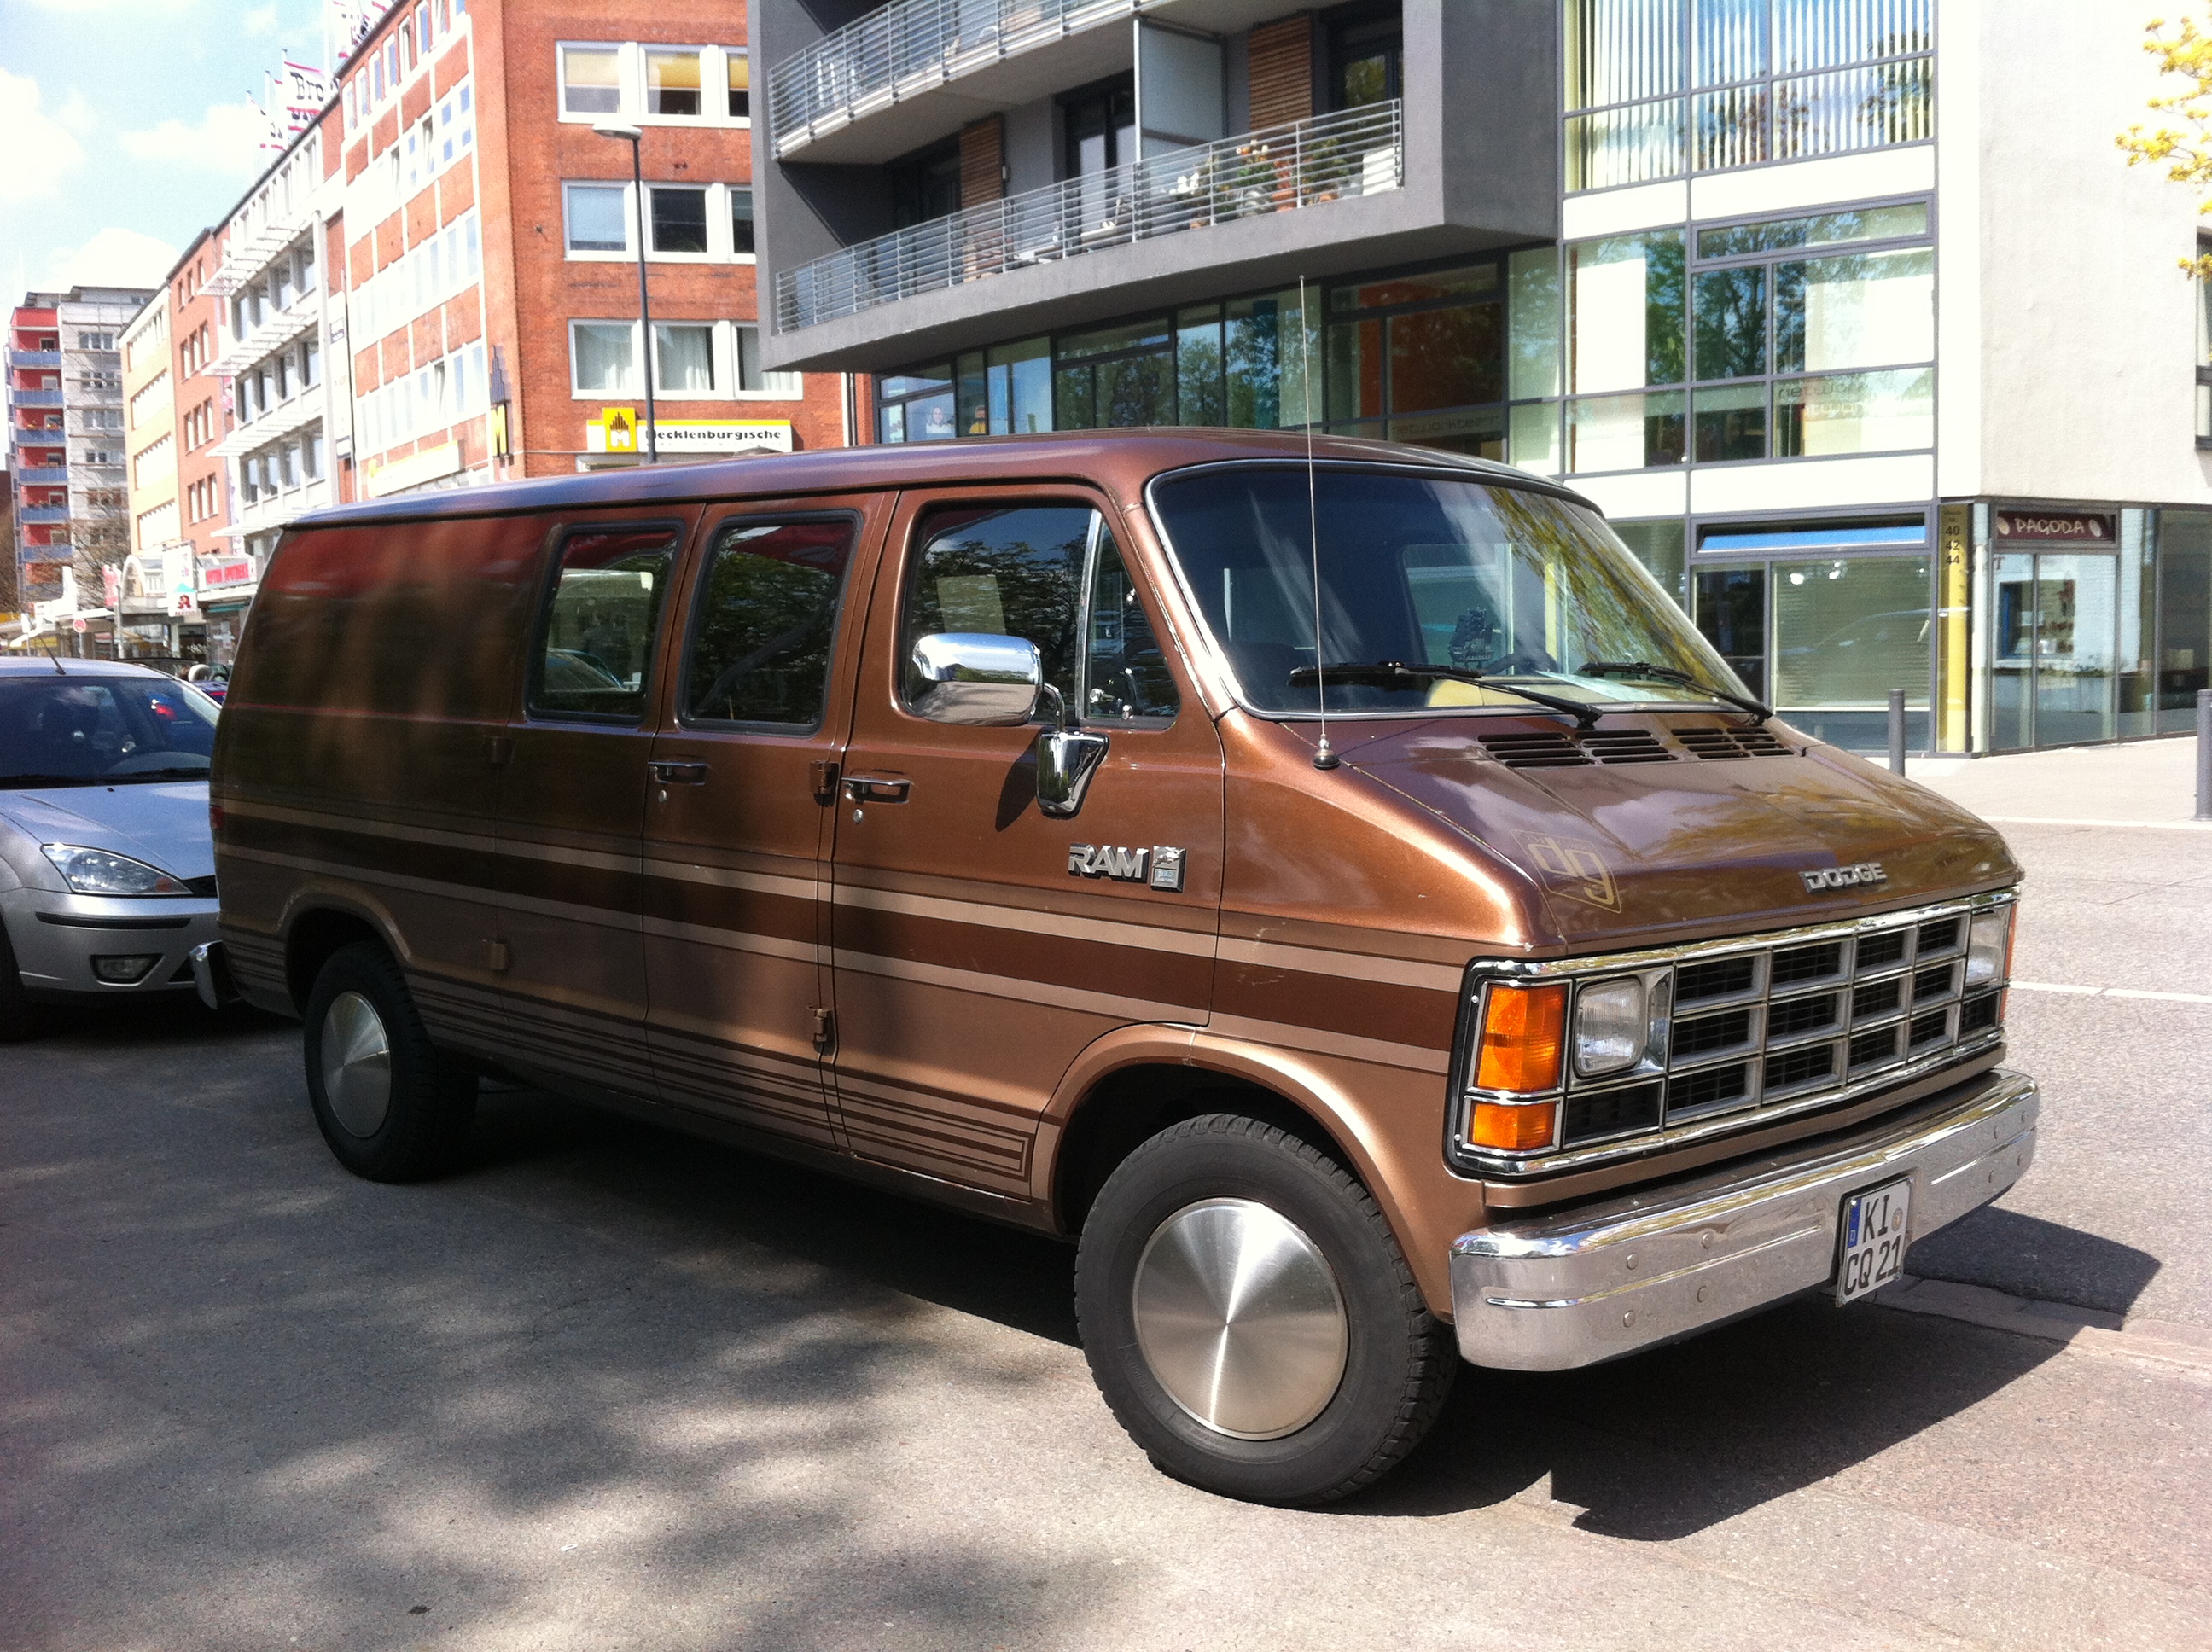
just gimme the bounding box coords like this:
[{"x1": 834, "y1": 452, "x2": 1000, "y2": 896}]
[{"x1": 1901, "y1": 733, "x2": 2209, "y2": 828}]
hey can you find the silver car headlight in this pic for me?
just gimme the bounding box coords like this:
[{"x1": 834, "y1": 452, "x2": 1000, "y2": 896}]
[{"x1": 40, "y1": 843, "x2": 191, "y2": 897}]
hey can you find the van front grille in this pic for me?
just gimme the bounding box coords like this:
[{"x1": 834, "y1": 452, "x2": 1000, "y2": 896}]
[
  {"x1": 1670, "y1": 724, "x2": 1795, "y2": 759},
  {"x1": 1481, "y1": 729, "x2": 1674, "y2": 768},
  {"x1": 1472, "y1": 894, "x2": 2013, "y2": 1160}
]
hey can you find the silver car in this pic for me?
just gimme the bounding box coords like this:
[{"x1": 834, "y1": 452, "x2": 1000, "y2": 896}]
[{"x1": 0, "y1": 658, "x2": 223, "y2": 1038}]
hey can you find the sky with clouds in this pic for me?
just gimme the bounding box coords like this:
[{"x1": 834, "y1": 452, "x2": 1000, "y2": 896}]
[{"x1": 1, "y1": 0, "x2": 326, "y2": 303}]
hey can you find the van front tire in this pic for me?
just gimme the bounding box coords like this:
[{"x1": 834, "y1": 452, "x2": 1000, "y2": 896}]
[
  {"x1": 302, "y1": 941, "x2": 475, "y2": 1182},
  {"x1": 1074, "y1": 1113, "x2": 1456, "y2": 1505}
]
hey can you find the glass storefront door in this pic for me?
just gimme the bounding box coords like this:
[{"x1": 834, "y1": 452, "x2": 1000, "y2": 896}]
[
  {"x1": 1991, "y1": 550, "x2": 2119, "y2": 749},
  {"x1": 2157, "y1": 511, "x2": 2211, "y2": 732}
]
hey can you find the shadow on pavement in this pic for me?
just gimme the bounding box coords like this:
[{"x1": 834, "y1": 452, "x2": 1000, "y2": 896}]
[
  {"x1": 1, "y1": 1044, "x2": 1095, "y2": 1651},
  {"x1": 1905, "y1": 1205, "x2": 2163, "y2": 1319}
]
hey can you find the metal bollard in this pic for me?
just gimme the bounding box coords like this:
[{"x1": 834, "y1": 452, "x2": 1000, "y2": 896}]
[
  {"x1": 1888, "y1": 689, "x2": 1907, "y2": 777},
  {"x1": 2197, "y1": 689, "x2": 2211, "y2": 821}
]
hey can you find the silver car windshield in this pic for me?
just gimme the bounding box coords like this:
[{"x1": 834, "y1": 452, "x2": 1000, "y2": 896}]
[
  {"x1": 0, "y1": 676, "x2": 219, "y2": 787},
  {"x1": 1147, "y1": 465, "x2": 1749, "y2": 717}
]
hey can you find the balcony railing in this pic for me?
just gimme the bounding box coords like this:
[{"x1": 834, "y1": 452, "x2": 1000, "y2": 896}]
[
  {"x1": 777, "y1": 101, "x2": 1403, "y2": 333},
  {"x1": 9, "y1": 350, "x2": 61, "y2": 369},
  {"x1": 19, "y1": 505, "x2": 70, "y2": 525},
  {"x1": 770, "y1": 0, "x2": 1157, "y2": 158},
  {"x1": 12, "y1": 466, "x2": 68, "y2": 484},
  {"x1": 9, "y1": 387, "x2": 64, "y2": 408}
]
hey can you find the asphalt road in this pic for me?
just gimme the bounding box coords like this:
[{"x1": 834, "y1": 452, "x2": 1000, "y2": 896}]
[{"x1": 3, "y1": 817, "x2": 2207, "y2": 1650}]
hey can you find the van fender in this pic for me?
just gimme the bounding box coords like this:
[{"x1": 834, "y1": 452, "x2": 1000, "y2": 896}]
[
  {"x1": 273, "y1": 881, "x2": 417, "y2": 995},
  {"x1": 1036, "y1": 1022, "x2": 1464, "y2": 1318}
]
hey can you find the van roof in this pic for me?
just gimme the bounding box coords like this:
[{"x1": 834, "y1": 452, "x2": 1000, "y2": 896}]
[{"x1": 298, "y1": 429, "x2": 1597, "y2": 527}]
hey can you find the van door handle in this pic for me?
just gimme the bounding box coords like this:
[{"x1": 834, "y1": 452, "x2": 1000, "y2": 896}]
[
  {"x1": 649, "y1": 759, "x2": 708, "y2": 784},
  {"x1": 843, "y1": 775, "x2": 911, "y2": 803}
]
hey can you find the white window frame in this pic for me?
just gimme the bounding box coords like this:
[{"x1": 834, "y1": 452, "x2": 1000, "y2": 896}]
[
  {"x1": 555, "y1": 42, "x2": 753, "y2": 128},
  {"x1": 569, "y1": 318, "x2": 792, "y2": 402},
  {"x1": 558, "y1": 42, "x2": 628, "y2": 120},
  {"x1": 560, "y1": 181, "x2": 756, "y2": 264},
  {"x1": 563, "y1": 181, "x2": 632, "y2": 255}
]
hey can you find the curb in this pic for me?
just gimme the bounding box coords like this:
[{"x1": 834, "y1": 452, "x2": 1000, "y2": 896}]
[{"x1": 1876, "y1": 1274, "x2": 2212, "y2": 1373}]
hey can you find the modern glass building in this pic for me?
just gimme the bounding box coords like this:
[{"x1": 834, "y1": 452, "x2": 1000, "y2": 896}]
[{"x1": 755, "y1": 0, "x2": 2212, "y2": 751}]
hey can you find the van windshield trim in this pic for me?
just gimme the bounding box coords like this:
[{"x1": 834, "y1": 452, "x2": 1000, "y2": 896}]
[{"x1": 1140, "y1": 459, "x2": 1743, "y2": 724}]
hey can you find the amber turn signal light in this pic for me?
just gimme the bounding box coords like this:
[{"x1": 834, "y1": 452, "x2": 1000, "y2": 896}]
[
  {"x1": 1474, "y1": 981, "x2": 1568, "y2": 1095},
  {"x1": 1470, "y1": 1098, "x2": 1557, "y2": 1153}
]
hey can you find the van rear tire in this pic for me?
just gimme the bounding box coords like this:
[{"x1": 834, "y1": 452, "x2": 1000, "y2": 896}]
[
  {"x1": 302, "y1": 941, "x2": 475, "y2": 1182},
  {"x1": 1074, "y1": 1113, "x2": 1456, "y2": 1505}
]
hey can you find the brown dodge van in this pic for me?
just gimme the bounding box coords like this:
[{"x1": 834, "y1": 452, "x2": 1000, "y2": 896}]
[{"x1": 205, "y1": 431, "x2": 2034, "y2": 1504}]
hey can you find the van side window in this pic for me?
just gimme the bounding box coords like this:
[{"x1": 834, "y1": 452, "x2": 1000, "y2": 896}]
[
  {"x1": 682, "y1": 517, "x2": 858, "y2": 728},
  {"x1": 902, "y1": 503, "x2": 1091, "y2": 709},
  {"x1": 530, "y1": 525, "x2": 680, "y2": 720},
  {"x1": 1084, "y1": 525, "x2": 1179, "y2": 723}
]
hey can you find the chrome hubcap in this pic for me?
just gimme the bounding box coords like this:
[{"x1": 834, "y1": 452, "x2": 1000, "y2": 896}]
[
  {"x1": 1131, "y1": 1198, "x2": 1349, "y2": 1440},
  {"x1": 320, "y1": 991, "x2": 393, "y2": 1137}
]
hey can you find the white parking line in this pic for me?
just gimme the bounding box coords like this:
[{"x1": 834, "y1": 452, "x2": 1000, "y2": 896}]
[
  {"x1": 2012, "y1": 981, "x2": 2212, "y2": 1005},
  {"x1": 1976, "y1": 815, "x2": 2212, "y2": 831}
]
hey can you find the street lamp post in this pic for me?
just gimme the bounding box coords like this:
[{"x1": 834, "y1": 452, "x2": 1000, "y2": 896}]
[{"x1": 593, "y1": 122, "x2": 657, "y2": 464}]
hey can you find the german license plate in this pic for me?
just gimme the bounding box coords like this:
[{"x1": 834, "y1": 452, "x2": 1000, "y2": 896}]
[{"x1": 1835, "y1": 1177, "x2": 1912, "y2": 1305}]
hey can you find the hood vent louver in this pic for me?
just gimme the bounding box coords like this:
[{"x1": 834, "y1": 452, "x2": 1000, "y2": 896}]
[
  {"x1": 1481, "y1": 729, "x2": 1675, "y2": 769},
  {"x1": 1671, "y1": 725, "x2": 1795, "y2": 759}
]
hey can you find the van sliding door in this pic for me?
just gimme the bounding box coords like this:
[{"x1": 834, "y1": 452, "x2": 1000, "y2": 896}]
[
  {"x1": 491, "y1": 512, "x2": 696, "y2": 1101},
  {"x1": 637, "y1": 497, "x2": 886, "y2": 1149}
]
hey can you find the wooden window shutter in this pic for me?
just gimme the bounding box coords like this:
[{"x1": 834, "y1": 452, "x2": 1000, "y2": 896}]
[
  {"x1": 1247, "y1": 15, "x2": 1315, "y2": 130},
  {"x1": 959, "y1": 117, "x2": 1005, "y2": 208}
]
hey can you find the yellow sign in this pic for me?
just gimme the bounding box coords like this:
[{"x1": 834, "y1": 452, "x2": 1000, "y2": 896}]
[
  {"x1": 489, "y1": 401, "x2": 511, "y2": 458},
  {"x1": 585, "y1": 409, "x2": 795, "y2": 456}
]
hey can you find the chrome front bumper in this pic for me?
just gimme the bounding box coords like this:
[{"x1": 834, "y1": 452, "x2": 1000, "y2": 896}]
[{"x1": 1450, "y1": 1068, "x2": 2039, "y2": 1371}]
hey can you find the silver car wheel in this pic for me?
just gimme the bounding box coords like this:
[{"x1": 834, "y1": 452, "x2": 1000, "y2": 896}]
[
  {"x1": 1131, "y1": 1197, "x2": 1349, "y2": 1440},
  {"x1": 320, "y1": 990, "x2": 393, "y2": 1138}
]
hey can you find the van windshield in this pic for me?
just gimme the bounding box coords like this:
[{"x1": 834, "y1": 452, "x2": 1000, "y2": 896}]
[
  {"x1": 0, "y1": 674, "x2": 219, "y2": 787},
  {"x1": 1148, "y1": 466, "x2": 1746, "y2": 717}
]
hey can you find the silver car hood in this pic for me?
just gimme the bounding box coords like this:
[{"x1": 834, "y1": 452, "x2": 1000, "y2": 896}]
[{"x1": 0, "y1": 781, "x2": 215, "y2": 882}]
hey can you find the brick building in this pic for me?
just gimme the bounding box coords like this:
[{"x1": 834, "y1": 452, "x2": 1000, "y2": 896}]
[{"x1": 330, "y1": 0, "x2": 842, "y2": 497}]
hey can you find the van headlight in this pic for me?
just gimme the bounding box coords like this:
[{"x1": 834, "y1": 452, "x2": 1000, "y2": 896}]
[
  {"x1": 1965, "y1": 907, "x2": 2013, "y2": 986},
  {"x1": 40, "y1": 843, "x2": 192, "y2": 897},
  {"x1": 1573, "y1": 977, "x2": 1648, "y2": 1077}
]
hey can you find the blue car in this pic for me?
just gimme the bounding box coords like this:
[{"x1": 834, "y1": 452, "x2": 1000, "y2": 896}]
[{"x1": 0, "y1": 658, "x2": 223, "y2": 1038}]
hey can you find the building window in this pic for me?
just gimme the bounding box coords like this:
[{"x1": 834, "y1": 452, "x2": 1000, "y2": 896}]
[
  {"x1": 572, "y1": 322, "x2": 637, "y2": 393},
  {"x1": 645, "y1": 49, "x2": 702, "y2": 116},
  {"x1": 1563, "y1": 0, "x2": 1935, "y2": 193},
  {"x1": 562, "y1": 46, "x2": 622, "y2": 115},
  {"x1": 736, "y1": 326, "x2": 802, "y2": 396},
  {"x1": 891, "y1": 139, "x2": 962, "y2": 230},
  {"x1": 565, "y1": 182, "x2": 630, "y2": 252},
  {"x1": 1329, "y1": 3, "x2": 1402, "y2": 111},
  {"x1": 655, "y1": 323, "x2": 716, "y2": 393},
  {"x1": 77, "y1": 331, "x2": 116, "y2": 350},
  {"x1": 648, "y1": 185, "x2": 709, "y2": 253},
  {"x1": 731, "y1": 188, "x2": 754, "y2": 254},
  {"x1": 727, "y1": 49, "x2": 749, "y2": 119},
  {"x1": 439, "y1": 84, "x2": 475, "y2": 164}
]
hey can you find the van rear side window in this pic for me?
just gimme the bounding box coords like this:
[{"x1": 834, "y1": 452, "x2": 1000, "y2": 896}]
[
  {"x1": 682, "y1": 516, "x2": 858, "y2": 729},
  {"x1": 530, "y1": 525, "x2": 681, "y2": 720}
]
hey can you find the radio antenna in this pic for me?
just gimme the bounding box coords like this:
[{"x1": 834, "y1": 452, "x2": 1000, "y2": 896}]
[{"x1": 1301, "y1": 275, "x2": 1337, "y2": 771}]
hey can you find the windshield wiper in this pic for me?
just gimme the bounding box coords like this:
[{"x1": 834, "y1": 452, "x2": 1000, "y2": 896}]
[
  {"x1": 1580, "y1": 660, "x2": 1772, "y2": 725},
  {"x1": 0, "y1": 772, "x2": 102, "y2": 788},
  {"x1": 1287, "y1": 661, "x2": 1600, "y2": 730}
]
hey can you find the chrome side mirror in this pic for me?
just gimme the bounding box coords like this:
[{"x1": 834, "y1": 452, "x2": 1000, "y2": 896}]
[
  {"x1": 910, "y1": 632, "x2": 1043, "y2": 726},
  {"x1": 1036, "y1": 723, "x2": 1110, "y2": 818}
]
